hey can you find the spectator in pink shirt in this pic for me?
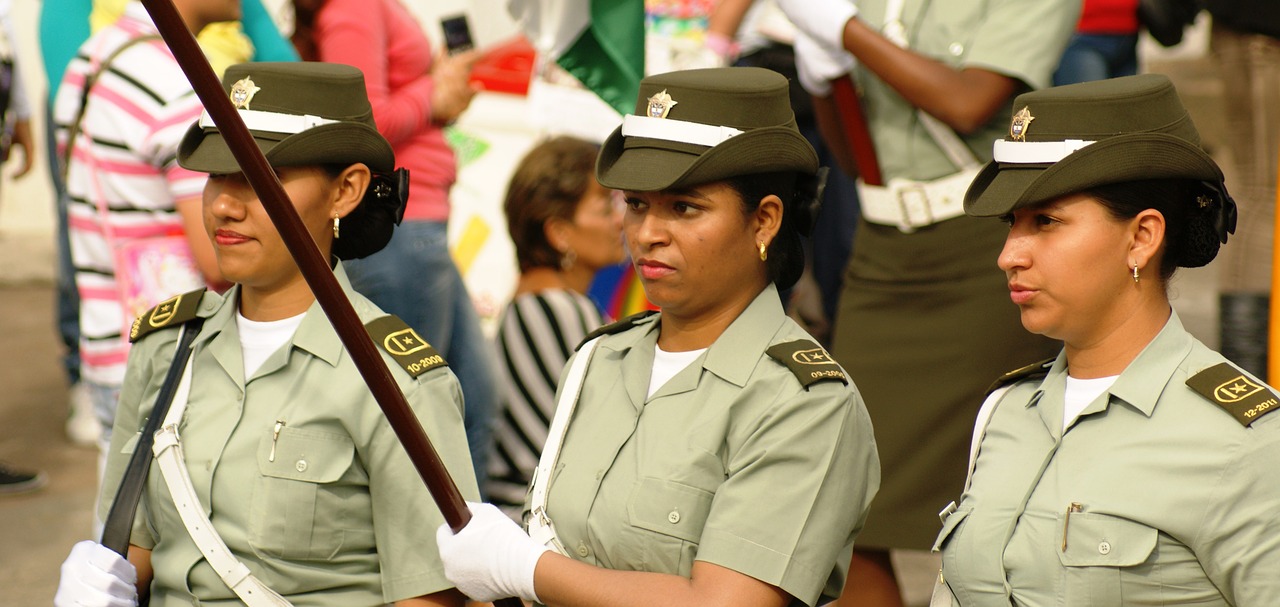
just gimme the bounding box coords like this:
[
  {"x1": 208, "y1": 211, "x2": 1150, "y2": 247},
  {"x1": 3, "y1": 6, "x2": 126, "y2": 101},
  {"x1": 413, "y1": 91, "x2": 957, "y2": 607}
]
[{"x1": 292, "y1": 0, "x2": 497, "y2": 492}]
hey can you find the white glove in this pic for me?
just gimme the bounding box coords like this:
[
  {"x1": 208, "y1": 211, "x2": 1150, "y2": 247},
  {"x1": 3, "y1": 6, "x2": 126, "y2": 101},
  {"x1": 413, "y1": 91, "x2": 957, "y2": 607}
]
[
  {"x1": 436, "y1": 502, "x2": 550, "y2": 602},
  {"x1": 776, "y1": 0, "x2": 859, "y2": 52},
  {"x1": 793, "y1": 32, "x2": 858, "y2": 97},
  {"x1": 54, "y1": 541, "x2": 139, "y2": 607}
]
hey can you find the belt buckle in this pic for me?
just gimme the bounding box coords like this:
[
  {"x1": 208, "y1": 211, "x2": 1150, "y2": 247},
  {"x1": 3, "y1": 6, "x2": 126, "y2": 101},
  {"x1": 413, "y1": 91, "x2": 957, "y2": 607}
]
[{"x1": 895, "y1": 183, "x2": 934, "y2": 233}]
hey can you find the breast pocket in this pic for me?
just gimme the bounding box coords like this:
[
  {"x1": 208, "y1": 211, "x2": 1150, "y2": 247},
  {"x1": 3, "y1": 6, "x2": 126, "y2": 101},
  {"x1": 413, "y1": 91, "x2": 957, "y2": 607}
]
[
  {"x1": 624, "y1": 477, "x2": 714, "y2": 575},
  {"x1": 249, "y1": 426, "x2": 355, "y2": 561},
  {"x1": 1058, "y1": 512, "x2": 1158, "y2": 606}
]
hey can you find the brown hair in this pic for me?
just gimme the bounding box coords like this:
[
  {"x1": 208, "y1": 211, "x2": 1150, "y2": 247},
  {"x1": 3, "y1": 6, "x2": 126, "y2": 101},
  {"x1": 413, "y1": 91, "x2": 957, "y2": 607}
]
[{"x1": 503, "y1": 136, "x2": 601, "y2": 272}]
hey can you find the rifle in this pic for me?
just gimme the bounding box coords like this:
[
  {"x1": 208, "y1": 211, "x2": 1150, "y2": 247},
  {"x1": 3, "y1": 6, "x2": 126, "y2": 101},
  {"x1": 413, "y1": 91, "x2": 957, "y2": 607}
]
[{"x1": 830, "y1": 75, "x2": 882, "y2": 186}]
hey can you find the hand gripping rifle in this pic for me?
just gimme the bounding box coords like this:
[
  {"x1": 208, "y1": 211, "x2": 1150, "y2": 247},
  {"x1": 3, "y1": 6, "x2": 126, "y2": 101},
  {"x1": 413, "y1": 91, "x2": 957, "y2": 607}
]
[{"x1": 103, "y1": 3, "x2": 523, "y2": 606}]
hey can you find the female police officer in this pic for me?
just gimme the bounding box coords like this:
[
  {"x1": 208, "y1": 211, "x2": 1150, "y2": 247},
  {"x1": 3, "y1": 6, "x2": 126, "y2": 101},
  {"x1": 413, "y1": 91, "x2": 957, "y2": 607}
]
[
  {"x1": 933, "y1": 74, "x2": 1280, "y2": 605},
  {"x1": 54, "y1": 62, "x2": 477, "y2": 607},
  {"x1": 434, "y1": 67, "x2": 880, "y2": 607}
]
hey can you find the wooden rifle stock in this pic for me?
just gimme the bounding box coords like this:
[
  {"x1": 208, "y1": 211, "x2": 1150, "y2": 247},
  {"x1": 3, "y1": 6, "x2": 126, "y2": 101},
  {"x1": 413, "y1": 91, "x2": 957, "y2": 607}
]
[
  {"x1": 831, "y1": 75, "x2": 882, "y2": 186},
  {"x1": 137, "y1": 2, "x2": 520, "y2": 605}
]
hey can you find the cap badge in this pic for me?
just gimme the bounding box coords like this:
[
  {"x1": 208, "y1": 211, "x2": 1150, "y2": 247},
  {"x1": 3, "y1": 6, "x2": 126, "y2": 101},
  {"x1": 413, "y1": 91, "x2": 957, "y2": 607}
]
[
  {"x1": 1010, "y1": 106, "x2": 1035, "y2": 141},
  {"x1": 1197, "y1": 195, "x2": 1213, "y2": 209},
  {"x1": 646, "y1": 90, "x2": 678, "y2": 119},
  {"x1": 230, "y1": 76, "x2": 261, "y2": 110}
]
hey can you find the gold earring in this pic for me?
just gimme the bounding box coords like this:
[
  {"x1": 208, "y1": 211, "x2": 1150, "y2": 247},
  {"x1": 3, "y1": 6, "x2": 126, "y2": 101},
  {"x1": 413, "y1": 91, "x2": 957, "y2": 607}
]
[
  {"x1": 333, "y1": 214, "x2": 340, "y2": 239},
  {"x1": 1132, "y1": 262, "x2": 1139, "y2": 284},
  {"x1": 758, "y1": 241, "x2": 768, "y2": 262}
]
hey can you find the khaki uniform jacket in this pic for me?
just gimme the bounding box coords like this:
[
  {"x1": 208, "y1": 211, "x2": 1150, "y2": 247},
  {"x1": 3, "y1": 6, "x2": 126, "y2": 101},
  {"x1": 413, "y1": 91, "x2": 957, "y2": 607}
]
[
  {"x1": 535, "y1": 285, "x2": 880, "y2": 607},
  {"x1": 100, "y1": 264, "x2": 479, "y2": 606},
  {"x1": 935, "y1": 311, "x2": 1280, "y2": 605}
]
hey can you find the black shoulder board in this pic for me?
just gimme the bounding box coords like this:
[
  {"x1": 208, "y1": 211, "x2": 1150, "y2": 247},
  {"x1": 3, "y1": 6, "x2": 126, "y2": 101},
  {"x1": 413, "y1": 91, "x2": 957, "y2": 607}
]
[
  {"x1": 1186, "y1": 362, "x2": 1280, "y2": 427},
  {"x1": 366, "y1": 315, "x2": 447, "y2": 379},
  {"x1": 984, "y1": 357, "x2": 1055, "y2": 395},
  {"x1": 766, "y1": 340, "x2": 848, "y2": 390},
  {"x1": 576, "y1": 309, "x2": 659, "y2": 351},
  {"x1": 129, "y1": 289, "x2": 207, "y2": 343}
]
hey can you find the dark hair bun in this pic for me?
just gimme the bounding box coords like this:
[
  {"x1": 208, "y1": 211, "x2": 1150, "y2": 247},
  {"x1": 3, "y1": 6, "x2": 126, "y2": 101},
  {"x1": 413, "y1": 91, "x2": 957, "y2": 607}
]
[
  {"x1": 1175, "y1": 184, "x2": 1236, "y2": 268},
  {"x1": 333, "y1": 168, "x2": 409, "y2": 260}
]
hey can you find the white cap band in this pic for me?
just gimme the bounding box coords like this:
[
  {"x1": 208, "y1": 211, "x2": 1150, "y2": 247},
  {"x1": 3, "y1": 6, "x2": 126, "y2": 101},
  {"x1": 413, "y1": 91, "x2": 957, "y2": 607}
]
[
  {"x1": 992, "y1": 138, "x2": 1096, "y2": 164},
  {"x1": 200, "y1": 108, "x2": 339, "y2": 135},
  {"x1": 621, "y1": 114, "x2": 744, "y2": 148}
]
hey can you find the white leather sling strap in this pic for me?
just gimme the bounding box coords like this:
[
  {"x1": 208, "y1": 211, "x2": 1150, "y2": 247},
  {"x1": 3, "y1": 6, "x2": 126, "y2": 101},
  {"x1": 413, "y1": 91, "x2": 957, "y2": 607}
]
[
  {"x1": 929, "y1": 384, "x2": 1012, "y2": 607},
  {"x1": 526, "y1": 335, "x2": 603, "y2": 555},
  {"x1": 152, "y1": 350, "x2": 293, "y2": 607},
  {"x1": 859, "y1": 0, "x2": 982, "y2": 232},
  {"x1": 936, "y1": 384, "x2": 1012, "y2": 522}
]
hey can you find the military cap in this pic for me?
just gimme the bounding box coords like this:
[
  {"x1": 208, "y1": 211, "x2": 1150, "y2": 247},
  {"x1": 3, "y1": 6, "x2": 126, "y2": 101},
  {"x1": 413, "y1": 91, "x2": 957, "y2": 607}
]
[
  {"x1": 178, "y1": 62, "x2": 394, "y2": 174},
  {"x1": 596, "y1": 67, "x2": 818, "y2": 191},
  {"x1": 965, "y1": 74, "x2": 1230, "y2": 218}
]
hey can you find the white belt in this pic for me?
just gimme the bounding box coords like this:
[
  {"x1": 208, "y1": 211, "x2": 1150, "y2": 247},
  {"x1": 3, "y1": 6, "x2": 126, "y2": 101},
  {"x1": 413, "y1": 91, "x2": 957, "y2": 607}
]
[
  {"x1": 154, "y1": 353, "x2": 293, "y2": 607},
  {"x1": 856, "y1": 167, "x2": 980, "y2": 232}
]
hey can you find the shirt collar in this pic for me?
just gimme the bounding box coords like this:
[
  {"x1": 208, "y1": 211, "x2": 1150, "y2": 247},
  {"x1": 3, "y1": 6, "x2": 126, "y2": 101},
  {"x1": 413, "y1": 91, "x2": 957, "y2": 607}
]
[
  {"x1": 599, "y1": 283, "x2": 787, "y2": 389},
  {"x1": 1107, "y1": 309, "x2": 1194, "y2": 417},
  {"x1": 703, "y1": 284, "x2": 787, "y2": 387},
  {"x1": 1032, "y1": 309, "x2": 1193, "y2": 419},
  {"x1": 194, "y1": 262, "x2": 360, "y2": 369}
]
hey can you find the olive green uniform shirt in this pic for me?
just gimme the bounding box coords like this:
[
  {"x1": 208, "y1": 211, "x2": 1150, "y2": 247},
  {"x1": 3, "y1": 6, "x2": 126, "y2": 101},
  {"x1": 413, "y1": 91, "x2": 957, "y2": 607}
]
[
  {"x1": 100, "y1": 264, "x2": 479, "y2": 606},
  {"x1": 536, "y1": 285, "x2": 880, "y2": 607},
  {"x1": 855, "y1": 0, "x2": 1080, "y2": 181},
  {"x1": 935, "y1": 312, "x2": 1280, "y2": 605}
]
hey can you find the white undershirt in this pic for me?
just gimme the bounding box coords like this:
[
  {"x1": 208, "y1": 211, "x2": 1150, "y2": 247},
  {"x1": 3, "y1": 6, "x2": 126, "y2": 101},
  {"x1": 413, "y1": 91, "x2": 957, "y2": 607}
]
[
  {"x1": 236, "y1": 311, "x2": 306, "y2": 378},
  {"x1": 647, "y1": 345, "x2": 707, "y2": 398},
  {"x1": 1063, "y1": 374, "x2": 1119, "y2": 428}
]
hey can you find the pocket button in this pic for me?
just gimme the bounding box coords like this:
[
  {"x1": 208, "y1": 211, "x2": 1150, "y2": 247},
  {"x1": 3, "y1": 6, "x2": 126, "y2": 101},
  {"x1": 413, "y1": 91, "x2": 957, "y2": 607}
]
[
  {"x1": 1098, "y1": 541, "x2": 1111, "y2": 555},
  {"x1": 296, "y1": 459, "x2": 308, "y2": 472},
  {"x1": 668, "y1": 510, "x2": 680, "y2": 524}
]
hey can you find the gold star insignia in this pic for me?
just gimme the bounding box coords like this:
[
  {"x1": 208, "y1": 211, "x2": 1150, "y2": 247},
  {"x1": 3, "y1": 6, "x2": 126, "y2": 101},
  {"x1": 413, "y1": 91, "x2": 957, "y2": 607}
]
[{"x1": 229, "y1": 76, "x2": 261, "y2": 110}]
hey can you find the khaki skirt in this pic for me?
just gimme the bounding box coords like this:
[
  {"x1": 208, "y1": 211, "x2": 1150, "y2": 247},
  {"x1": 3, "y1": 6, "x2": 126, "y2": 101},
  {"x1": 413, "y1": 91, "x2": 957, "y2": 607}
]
[{"x1": 833, "y1": 216, "x2": 1059, "y2": 550}]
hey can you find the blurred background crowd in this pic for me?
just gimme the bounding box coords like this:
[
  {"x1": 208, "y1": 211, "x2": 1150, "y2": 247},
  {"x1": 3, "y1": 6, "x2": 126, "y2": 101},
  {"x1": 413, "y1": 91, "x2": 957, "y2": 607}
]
[{"x1": 1, "y1": 0, "x2": 1276, "y2": 604}]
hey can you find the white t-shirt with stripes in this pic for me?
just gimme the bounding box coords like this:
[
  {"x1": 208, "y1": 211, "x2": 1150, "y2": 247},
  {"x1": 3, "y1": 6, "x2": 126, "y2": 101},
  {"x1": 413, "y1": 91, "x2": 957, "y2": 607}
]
[{"x1": 53, "y1": 3, "x2": 207, "y2": 385}]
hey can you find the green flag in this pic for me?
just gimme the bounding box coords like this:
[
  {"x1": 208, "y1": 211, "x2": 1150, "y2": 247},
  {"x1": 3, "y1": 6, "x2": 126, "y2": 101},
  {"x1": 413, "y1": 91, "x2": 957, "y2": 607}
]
[{"x1": 507, "y1": 0, "x2": 645, "y2": 115}]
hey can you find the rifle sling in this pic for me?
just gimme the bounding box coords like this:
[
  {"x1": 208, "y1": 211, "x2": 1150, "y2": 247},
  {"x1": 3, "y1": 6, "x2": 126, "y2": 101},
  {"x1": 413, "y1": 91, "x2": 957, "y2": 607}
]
[{"x1": 101, "y1": 318, "x2": 205, "y2": 556}]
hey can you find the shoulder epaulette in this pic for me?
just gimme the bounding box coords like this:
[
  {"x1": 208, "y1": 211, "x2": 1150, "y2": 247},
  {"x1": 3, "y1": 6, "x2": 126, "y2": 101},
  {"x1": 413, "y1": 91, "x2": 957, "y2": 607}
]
[
  {"x1": 366, "y1": 315, "x2": 447, "y2": 379},
  {"x1": 765, "y1": 339, "x2": 848, "y2": 390},
  {"x1": 1186, "y1": 362, "x2": 1280, "y2": 427},
  {"x1": 129, "y1": 289, "x2": 207, "y2": 343},
  {"x1": 985, "y1": 357, "x2": 1055, "y2": 395},
  {"x1": 576, "y1": 310, "x2": 659, "y2": 351}
]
